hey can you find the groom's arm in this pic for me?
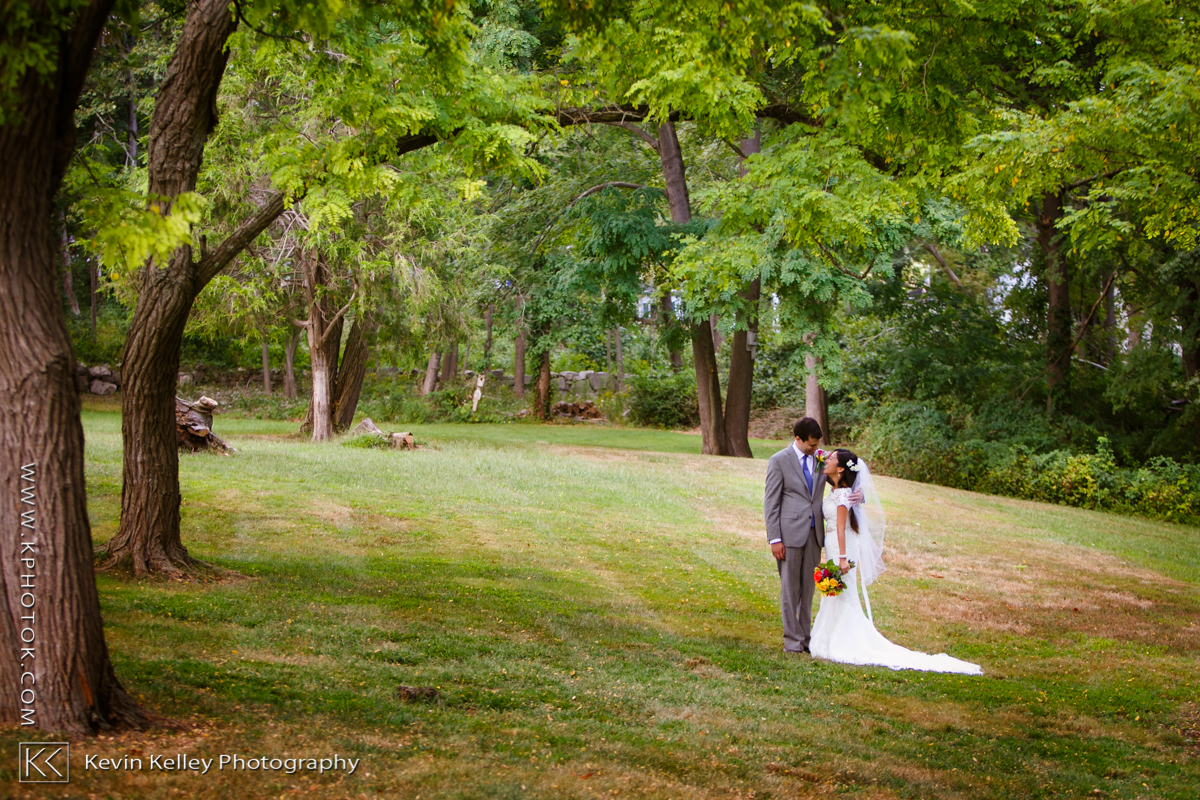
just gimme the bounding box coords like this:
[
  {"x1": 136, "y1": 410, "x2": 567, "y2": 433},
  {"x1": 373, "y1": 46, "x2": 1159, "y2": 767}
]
[{"x1": 764, "y1": 457, "x2": 785, "y2": 559}]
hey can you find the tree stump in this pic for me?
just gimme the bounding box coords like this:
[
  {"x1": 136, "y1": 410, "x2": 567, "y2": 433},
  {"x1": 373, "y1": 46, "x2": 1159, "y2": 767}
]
[
  {"x1": 389, "y1": 432, "x2": 415, "y2": 450},
  {"x1": 176, "y1": 397, "x2": 230, "y2": 452}
]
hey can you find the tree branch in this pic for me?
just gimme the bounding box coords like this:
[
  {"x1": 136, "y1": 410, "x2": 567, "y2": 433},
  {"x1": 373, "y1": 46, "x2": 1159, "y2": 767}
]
[
  {"x1": 923, "y1": 242, "x2": 966, "y2": 290},
  {"x1": 1063, "y1": 168, "x2": 1126, "y2": 193},
  {"x1": 531, "y1": 182, "x2": 649, "y2": 253},
  {"x1": 196, "y1": 191, "x2": 289, "y2": 288},
  {"x1": 613, "y1": 122, "x2": 659, "y2": 149},
  {"x1": 314, "y1": 294, "x2": 356, "y2": 349}
]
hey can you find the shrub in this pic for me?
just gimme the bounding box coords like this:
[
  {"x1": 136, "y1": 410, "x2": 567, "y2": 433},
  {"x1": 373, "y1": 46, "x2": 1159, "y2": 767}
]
[
  {"x1": 864, "y1": 406, "x2": 1200, "y2": 525},
  {"x1": 627, "y1": 370, "x2": 698, "y2": 428}
]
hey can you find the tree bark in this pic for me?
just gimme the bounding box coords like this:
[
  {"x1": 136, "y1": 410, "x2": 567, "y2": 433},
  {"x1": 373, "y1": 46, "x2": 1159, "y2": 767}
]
[
  {"x1": 724, "y1": 280, "x2": 760, "y2": 458},
  {"x1": 1039, "y1": 193, "x2": 1070, "y2": 412},
  {"x1": 722, "y1": 127, "x2": 762, "y2": 459},
  {"x1": 333, "y1": 318, "x2": 368, "y2": 431},
  {"x1": 299, "y1": 250, "x2": 348, "y2": 442},
  {"x1": 104, "y1": 0, "x2": 244, "y2": 574},
  {"x1": 284, "y1": 328, "x2": 299, "y2": 399},
  {"x1": 440, "y1": 341, "x2": 458, "y2": 385},
  {"x1": 805, "y1": 352, "x2": 829, "y2": 445},
  {"x1": 260, "y1": 336, "x2": 271, "y2": 394},
  {"x1": 657, "y1": 120, "x2": 728, "y2": 454},
  {"x1": 60, "y1": 212, "x2": 81, "y2": 315},
  {"x1": 0, "y1": 0, "x2": 149, "y2": 734},
  {"x1": 514, "y1": 325, "x2": 527, "y2": 397},
  {"x1": 421, "y1": 352, "x2": 441, "y2": 396},
  {"x1": 536, "y1": 348, "x2": 552, "y2": 420}
]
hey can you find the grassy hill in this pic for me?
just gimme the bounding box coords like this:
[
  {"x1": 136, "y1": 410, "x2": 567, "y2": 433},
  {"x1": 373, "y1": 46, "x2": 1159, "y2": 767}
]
[{"x1": 7, "y1": 407, "x2": 1198, "y2": 799}]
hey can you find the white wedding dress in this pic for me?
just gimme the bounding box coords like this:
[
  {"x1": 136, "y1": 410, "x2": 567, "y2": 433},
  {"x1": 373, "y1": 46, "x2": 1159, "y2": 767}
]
[{"x1": 809, "y1": 488, "x2": 982, "y2": 674}]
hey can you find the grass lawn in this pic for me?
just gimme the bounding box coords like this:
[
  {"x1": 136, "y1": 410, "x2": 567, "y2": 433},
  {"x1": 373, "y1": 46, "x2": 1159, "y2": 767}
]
[{"x1": 5, "y1": 407, "x2": 1199, "y2": 799}]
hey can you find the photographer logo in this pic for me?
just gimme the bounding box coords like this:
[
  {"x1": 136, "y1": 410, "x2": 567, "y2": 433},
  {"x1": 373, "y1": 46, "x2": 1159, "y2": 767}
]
[{"x1": 18, "y1": 742, "x2": 70, "y2": 783}]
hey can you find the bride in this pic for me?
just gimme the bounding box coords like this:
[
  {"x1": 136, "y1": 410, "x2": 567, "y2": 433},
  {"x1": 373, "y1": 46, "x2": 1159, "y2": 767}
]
[{"x1": 809, "y1": 449, "x2": 982, "y2": 675}]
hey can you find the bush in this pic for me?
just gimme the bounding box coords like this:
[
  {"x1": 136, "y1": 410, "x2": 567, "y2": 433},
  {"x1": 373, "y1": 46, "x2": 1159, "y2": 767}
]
[
  {"x1": 864, "y1": 405, "x2": 1200, "y2": 524},
  {"x1": 627, "y1": 370, "x2": 698, "y2": 428}
]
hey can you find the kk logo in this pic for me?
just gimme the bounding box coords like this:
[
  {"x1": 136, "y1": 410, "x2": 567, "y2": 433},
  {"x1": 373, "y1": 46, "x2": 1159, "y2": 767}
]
[{"x1": 18, "y1": 742, "x2": 70, "y2": 783}]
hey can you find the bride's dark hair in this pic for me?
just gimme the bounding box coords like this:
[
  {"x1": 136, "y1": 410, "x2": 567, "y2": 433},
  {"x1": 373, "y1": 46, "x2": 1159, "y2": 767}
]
[{"x1": 831, "y1": 449, "x2": 860, "y2": 532}]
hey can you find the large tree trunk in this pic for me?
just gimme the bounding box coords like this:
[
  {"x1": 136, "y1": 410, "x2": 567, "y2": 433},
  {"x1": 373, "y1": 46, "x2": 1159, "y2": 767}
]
[
  {"x1": 300, "y1": 250, "x2": 346, "y2": 442},
  {"x1": 722, "y1": 128, "x2": 762, "y2": 458},
  {"x1": 284, "y1": 328, "x2": 299, "y2": 399},
  {"x1": 308, "y1": 335, "x2": 335, "y2": 441},
  {"x1": 1039, "y1": 193, "x2": 1070, "y2": 412},
  {"x1": 514, "y1": 325, "x2": 527, "y2": 397},
  {"x1": 536, "y1": 348, "x2": 552, "y2": 420},
  {"x1": 105, "y1": 0, "x2": 242, "y2": 573},
  {"x1": 657, "y1": 120, "x2": 728, "y2": 454},
  {"x1": 440, "y1": 341, "x2": 458, "y2": 385},
  {"x1": 0, "y1": 0, "x2": 149, "y2": 734},
  {"x1": 805, "y1": 352, "x2": 829, "y2": 444},
  {"x1": 691, "y1": 322, "x2": 730, "y2": 454},
  {"x1": 333, "y1": 318, "x2": 369, "y2": 431},
  {"x1": 60, "y1": 212, "x2": 81, "y2": 315},
  {"x1": 724, "y1": 279, "x2": 760, "y2": 457},
  {"x1": 420, "y1": 352, "x2": 440, "y2": 396}
]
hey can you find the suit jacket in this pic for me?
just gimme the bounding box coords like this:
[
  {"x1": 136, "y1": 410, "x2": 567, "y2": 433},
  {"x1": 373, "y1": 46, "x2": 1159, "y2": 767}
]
[{"x1": 764, "y1": 445, "x2": 826, "y2": 549}]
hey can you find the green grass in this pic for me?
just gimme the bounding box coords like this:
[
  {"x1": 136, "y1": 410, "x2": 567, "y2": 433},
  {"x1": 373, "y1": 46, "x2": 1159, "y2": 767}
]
[{"x1": 5, "y1": 408, "x2": 1199, "y2": 799}]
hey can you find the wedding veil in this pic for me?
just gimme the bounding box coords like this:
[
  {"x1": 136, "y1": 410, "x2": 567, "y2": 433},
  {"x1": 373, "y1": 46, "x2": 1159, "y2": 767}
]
[{"x1": 851, "y1": 460, "x2": 887, "y2": 588}]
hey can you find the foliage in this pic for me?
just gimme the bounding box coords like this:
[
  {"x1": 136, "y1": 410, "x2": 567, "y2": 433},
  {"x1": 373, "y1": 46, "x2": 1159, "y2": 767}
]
[
  {"x1": 866, "y1": 407, "x2": 1200, "y2": 524},
  {"x1": 626, "y1": 369, "x2": 697, "y2": 428}
]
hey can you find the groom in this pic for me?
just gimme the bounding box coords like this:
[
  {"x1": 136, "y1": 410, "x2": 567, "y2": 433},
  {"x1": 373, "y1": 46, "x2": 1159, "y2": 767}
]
[{"x1": 764, "y1": 417, "x2": 838, "y2": 654}]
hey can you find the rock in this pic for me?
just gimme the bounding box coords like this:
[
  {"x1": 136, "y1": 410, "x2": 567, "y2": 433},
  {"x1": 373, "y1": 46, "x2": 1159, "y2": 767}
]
[
  {"x1": 589, "y1": 372, "x2": 609, "y2": 391},
  {"x1": 178, "y1": 372, "x2": 192, "y2": 385},
  {"x1": 389, "y1": 432, "x2": 415, "y2": 450},
  {"x1": 89, "y1": 380, "x2": 117, "y2": 396},
  {"x1": 552, "y1": 400, "x2": 603, "y2": 420},
  {"x1": 88, "y1": 365, "x2": 113, "y2": 380},
  {"x1": 490, "y1": 369, "x2": 505, "y2": 378},
  {"x1": 559, "y1": 370, "x2": 579, "y2": 381},
  {"x1": 75, "y1": 364, "x2": 90, "y2": 393},
  {"x1": 553, "y1": 376, "x2": 568, "y2": 393},
  {"x1": 524, "y1": 374, "x2": 533, "y2": 385},
  {"x1": 350, "y1": 418, "x2": 384, "y2": 436}
]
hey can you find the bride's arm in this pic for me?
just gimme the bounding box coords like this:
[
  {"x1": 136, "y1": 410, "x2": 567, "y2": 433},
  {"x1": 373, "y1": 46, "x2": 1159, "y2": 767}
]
[{"x1": 836, "y1": 506, "x2": 849, "y2": 571}]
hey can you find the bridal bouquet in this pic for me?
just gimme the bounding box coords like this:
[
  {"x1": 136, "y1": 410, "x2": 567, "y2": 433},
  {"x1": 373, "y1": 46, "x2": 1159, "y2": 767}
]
[{"x1": 813, "y1": 559, "x2": 856, "y2": 597}]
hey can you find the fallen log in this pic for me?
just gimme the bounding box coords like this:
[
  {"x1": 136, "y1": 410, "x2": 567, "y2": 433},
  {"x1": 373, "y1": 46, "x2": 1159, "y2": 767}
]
[{"x1": 176, "y1": 396, "x2": 231, "y2": 453}]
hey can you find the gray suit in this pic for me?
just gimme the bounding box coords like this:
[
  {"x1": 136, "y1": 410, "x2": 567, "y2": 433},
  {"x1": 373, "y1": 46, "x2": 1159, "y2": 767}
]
[{"x1": 764, "y1": 445, "x2": 827, "y2": 652}]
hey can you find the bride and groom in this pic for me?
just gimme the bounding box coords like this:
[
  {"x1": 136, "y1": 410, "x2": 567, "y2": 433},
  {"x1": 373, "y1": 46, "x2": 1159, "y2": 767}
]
[{"x1": 765, "y1": 417, "x2": 981, "y2": 674}]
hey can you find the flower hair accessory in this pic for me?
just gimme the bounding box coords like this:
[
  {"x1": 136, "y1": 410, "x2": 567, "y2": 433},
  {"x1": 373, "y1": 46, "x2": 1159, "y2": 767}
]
[{"x1": 848, "y1": 460, "x2": 862, "y2": 472}]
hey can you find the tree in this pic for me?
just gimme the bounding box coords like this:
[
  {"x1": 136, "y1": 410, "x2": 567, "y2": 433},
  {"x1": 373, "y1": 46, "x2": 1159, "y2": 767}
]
[{"x1": 0, "y1": 0, "x2": 150, "y2": 734}]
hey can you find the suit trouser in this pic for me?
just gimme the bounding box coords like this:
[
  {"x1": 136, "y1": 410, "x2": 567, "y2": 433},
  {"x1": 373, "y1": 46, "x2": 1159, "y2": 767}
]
[{"x1": 778, "y1": 528, "x2": 822, "y2": 652}]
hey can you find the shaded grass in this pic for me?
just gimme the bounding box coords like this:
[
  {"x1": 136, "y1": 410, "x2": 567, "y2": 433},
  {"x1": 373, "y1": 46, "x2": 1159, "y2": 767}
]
[{"x1": 4, "y1": 408, "x2": 1198, "y2": 799}]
